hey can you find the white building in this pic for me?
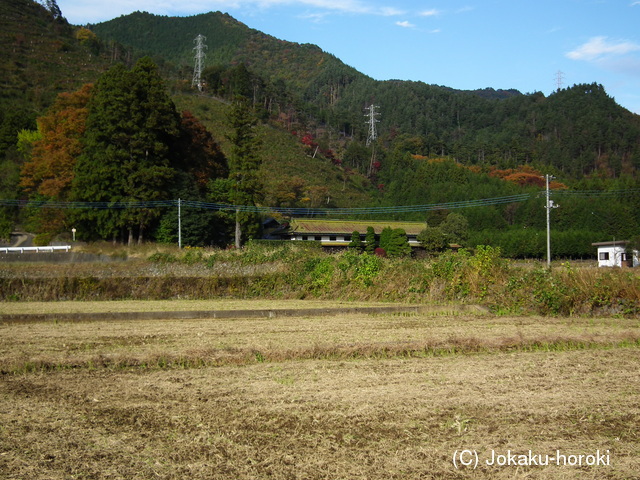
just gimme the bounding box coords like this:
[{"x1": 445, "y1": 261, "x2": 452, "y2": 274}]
[{"x1": 592, "y1": 241, "x2": 639, "y2": 268}]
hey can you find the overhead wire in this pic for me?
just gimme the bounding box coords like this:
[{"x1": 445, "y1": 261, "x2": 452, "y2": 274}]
[{"x1": 1, "y1": 187, "x2": 639, "y2": 215}]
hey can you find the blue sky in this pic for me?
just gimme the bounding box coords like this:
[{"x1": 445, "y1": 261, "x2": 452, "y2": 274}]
[{"x1": 56, "y1": 0, "x2": 640, "y2": 113}]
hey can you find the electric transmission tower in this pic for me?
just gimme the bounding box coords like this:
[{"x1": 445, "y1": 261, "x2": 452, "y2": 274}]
[
  {"x1": 555, "y1": 70, "x2": 565, "y2": 91},
  {"x1": 365, "y1": 104, "x2": 380, "y2": 146},
  {"x1": 192, "y1": 34, "x2": 207, "y2": 91},
  {"x1": 365, "y1": 104, "x2": 380, "y2": 177}
]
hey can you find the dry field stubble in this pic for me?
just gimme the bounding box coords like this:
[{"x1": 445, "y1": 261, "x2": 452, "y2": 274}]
[{"x1": 1, "y1": 307, "x2": 639, "y2": 479}]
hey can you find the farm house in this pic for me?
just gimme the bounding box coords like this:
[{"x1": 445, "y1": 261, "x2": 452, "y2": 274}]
[
  {"x1": 275, "y1": 218, "x2": 425, "y2": 249},
  {"x1": 592, "y1": 241, "x2": 639, "y2": 268}
]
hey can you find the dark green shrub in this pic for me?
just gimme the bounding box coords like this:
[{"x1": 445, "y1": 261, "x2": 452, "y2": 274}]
[
  {"x1": 348, "y1": 231, "x2": 363, "y2": 250},
  {"x1": 148, "y1": 252, "x2": 177, "y2": 263},
  {"x1": 364, "y1": 226, "x2": 376, "y2": 254},
  {"x1": 33, "y1": 233, "x2": 53, "y2": 246},
  {"x1": 337, "y1": 251, "x2": 382, "y2": 287},
  {"x1": 380, "y1": 228, "x2": 411, "y2": 257}
]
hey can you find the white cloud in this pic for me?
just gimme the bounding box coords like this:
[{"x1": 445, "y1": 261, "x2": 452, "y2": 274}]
[
  {"x1": 254, "y1": 0, "x2": 371, "y2": 14},
  {"x1": 298, "y1": 12, "x2": 328, "y2": 22},
  {"x1": 545, "y1": 26, "x2": 562, "y2": 34},
  {"x1": 566, "y1": 36, "x2": 640, "y2": 61},
  {"x1": 419, "y1": 8, "x2": 440, "y2": 17},
  {"x1": 395, "y1": 20, "x2": 415, "y2": 28},
  {"x1": 379, "y1": 7, "x2": 405, "y2": 16},
  {"x1": 59, "y1": 0, "x2": 404, "y2": 23},
  {"x1": 277, "y1": 0, "x2": 406, "y2": 16}
]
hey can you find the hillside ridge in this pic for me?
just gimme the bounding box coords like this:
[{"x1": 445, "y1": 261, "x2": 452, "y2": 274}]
[{"x1": 87, "y1": 7, "x2": 640, "y2": 180}]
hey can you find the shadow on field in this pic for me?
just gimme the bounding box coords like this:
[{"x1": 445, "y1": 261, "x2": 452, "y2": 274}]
[{"x1": 0, "y1": 304, "x2": 490, "y2": 324}]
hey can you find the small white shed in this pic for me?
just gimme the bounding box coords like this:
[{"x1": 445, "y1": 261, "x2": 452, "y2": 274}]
[{"x1": 592, "y1": 241, "x2": 639, "y2": 268}]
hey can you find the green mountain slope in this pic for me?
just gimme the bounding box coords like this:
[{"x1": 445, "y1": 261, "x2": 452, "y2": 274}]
[
  {"x1": 89, "y1": 11, "x2": 361, "y2": 95},
  {"x1": 91, "y1": 10, "x2": 640, "y2": 178},
  {"x1": 172, "y1": 94, "x2": 375, "y2": 209},
  {"x1": 0, "y1": 1, "x2": 375, "y2": 214},
  {"x1": 91, "y1": 11, "x2": 251, "y2": 68},
  {"x1": 0, "y1": 0, "x2": 112, "y2": 111}
]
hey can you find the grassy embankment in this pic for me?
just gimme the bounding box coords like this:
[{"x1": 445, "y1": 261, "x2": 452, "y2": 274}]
[{"x1": 2, "y1": 240, "x2": 640, "y2": 316}]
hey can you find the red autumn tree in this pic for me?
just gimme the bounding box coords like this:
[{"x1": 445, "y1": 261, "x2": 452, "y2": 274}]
[{"x1": 172, "y1": 111, "x2": 228, "y2": 195}]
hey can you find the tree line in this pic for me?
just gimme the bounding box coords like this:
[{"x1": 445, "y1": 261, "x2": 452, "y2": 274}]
[{"x1": 12, "y1": 57, "x2": 263, "y2": 246}]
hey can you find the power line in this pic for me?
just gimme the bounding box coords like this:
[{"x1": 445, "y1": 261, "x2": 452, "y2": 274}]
[
  {"x1": 2, "y1": 188, "x2": 639, "y2": 216},
  {"x1": 0, "y1": 200, "x2": 176, "y2": 209},
  {"x1": 551, "y1": 188, "x2": 640, "y2": 198},
  {"x1": 1, "y1": 194, "x2": 529, "y2": 214}
]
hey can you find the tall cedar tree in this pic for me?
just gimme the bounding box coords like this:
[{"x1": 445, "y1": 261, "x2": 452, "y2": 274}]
[
  {"x1": 227, "y1": 97, "x2": 262, "y2": 248},
  {"x1": 71, "y1": 58, "x2": 180, "y2": 243}
]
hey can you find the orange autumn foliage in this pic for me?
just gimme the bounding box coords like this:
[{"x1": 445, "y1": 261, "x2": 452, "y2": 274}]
[
  {"x1": 20, "y1": 84, "x2": 93, "y2": 199},
  {"x1": 488, "y1": 165, "x2": 567, "y2": 189}
]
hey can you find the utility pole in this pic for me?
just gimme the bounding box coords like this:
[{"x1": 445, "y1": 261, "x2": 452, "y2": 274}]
[
  {"x1": 365, "y1": 104, "x2": 380, "y2": 177},
  {"x1": 177, "y1": 198, "x2": 182, "y2": 249},
  {"x1": 192, "y1": 34, "x2": 207, "y2": 91},
  {"x1": 545, "y1": 174, "x2": 559, "y2": 268}
]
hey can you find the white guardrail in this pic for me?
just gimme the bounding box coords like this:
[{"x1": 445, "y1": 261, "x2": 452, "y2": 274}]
[{"x1": 0, "y1": 246, "x2": 72, "y2": 253}]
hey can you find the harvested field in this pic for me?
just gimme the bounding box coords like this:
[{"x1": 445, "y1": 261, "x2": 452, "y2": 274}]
[
  {"x1": 0, "y1": 298, "x2": 408, "y2": 315},
  {"x1": 1, "y1": 302, "x2": 639, "y2": 479}
]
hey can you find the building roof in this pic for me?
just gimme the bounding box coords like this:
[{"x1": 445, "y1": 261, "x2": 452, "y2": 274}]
[
  {"x1": 288, "y1": 218, "x2": 426, "y2": 236},
  {"x1": 592, "y1": 241, "x2": 630, "y2": 247}
]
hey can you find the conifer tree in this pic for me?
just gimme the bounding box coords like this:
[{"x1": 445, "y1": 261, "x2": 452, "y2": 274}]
[
  {"x1": 364, "y1": 226, "x2": 376, "y2": 254},
  {"x1": 71, "y1": 58, "x2": 180, "y2": 243},
  {"x1": 378, "y1": 227, "x2": 393, "y2": 255},
  {"x1": 382, "y1": 228, "x2": 411, "y2": 257},
  {"x1": 227, "y1": 97, "x2": 262, "y2": 248},
  {"x1": 43, "y1": 0, "x2": 63, "y2": 20},
  {"x1": 348, "y1": 230, "x2": 363, "y2": 251}
]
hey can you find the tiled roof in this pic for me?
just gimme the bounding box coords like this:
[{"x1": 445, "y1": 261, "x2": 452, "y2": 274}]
[
  {"x1": 592, "y1": 241, "x2": 630, "y2": 247},
  {"x1": 288, "y1": 218, "x2": 425, "y2": 236}
]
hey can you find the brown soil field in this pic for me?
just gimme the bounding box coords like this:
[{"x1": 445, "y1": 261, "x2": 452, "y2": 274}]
[{"x1": 1, "y1": 303, "x2": 639, "y2": 479}]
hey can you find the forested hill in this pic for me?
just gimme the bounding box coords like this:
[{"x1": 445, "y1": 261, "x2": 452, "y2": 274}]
[
  {"x1": 2, "y1": 0, "x2": 640, "y2": 180},
  {"x1": 4, "y1": 0, "x2": 640, "y2": 255},
  {"x1": 91, "y1": 10, "x2": 640, "y2": 178},
  {"x1": 0, "y1": 0, "x2": 112, "y2": 111},
  {"x1": 90, "y1": 11, "x2": 363, "y2": 101}
]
